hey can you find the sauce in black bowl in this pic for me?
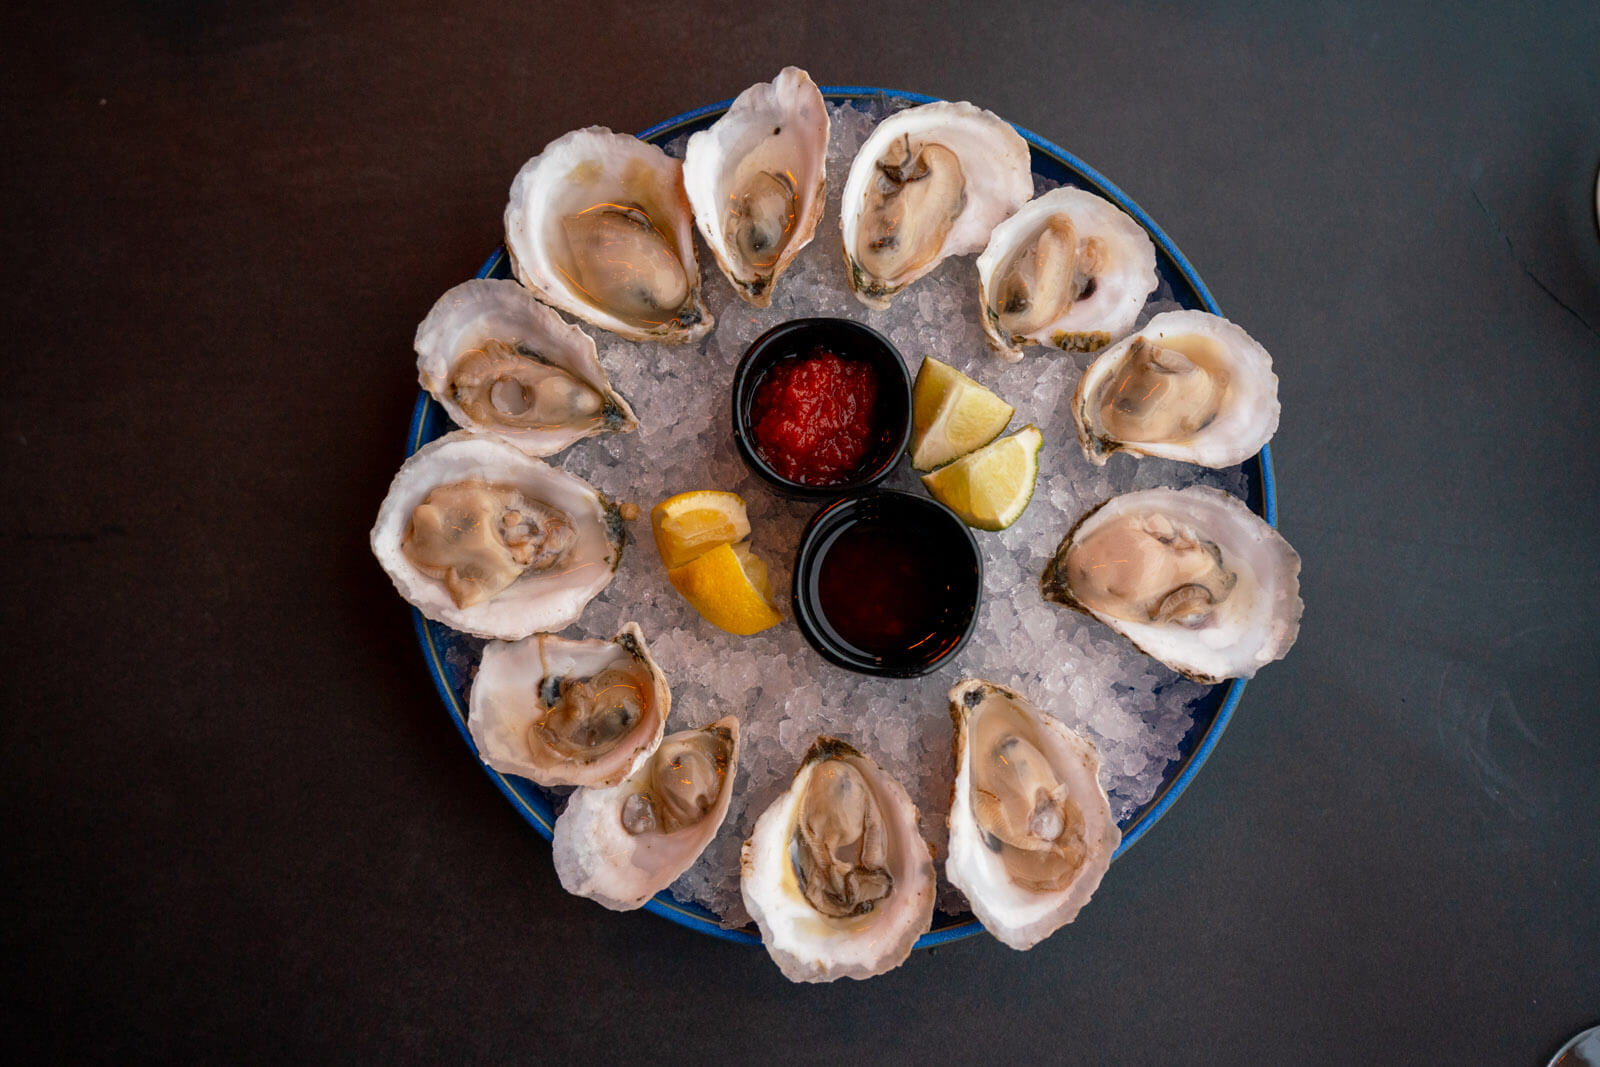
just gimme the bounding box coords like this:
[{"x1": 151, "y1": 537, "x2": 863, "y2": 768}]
[
  {"x1": 732, "y1": 318, "x2": 912, "y2": 500},
  {"x1": 792, "y1": 490, "x2": 982, "y2": 678}
]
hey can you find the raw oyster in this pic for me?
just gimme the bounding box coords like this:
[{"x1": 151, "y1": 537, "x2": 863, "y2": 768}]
[
  {"x1": 1041, "y1": 486, "x2": 1302, "y2": 682},
  {"x1": 1071, "y1": 309, "x2": 1278, "y2": 468},
  {"x1": 740, "y1": 736, "x2": 935, "y2": 982},
  {"x1": 682, "y1": 67, "x2": 828, "y2": 307},
  {"x1": 505, "y1": 128, "x2": 711, "y2": 344},
  {"x1": 840, "y1": 101, "x2": 1031, "y2": 309},
  {"x1": 415, "y1": 279, "x2": 637, "y2": 456},
  {"x1": 467, "y1": 622, "x2": 669, "y2": 789},
  {"x1": 369, "y1": 430, "x2": 623, "y2": 640},
  {"x1": 552, "y1": 716, "x2": 740, "y2": 910},
  {"x1": 976, "y1": 187, "x2": 1157, "y2": 361},
  {"x1": 945, "y1": 679, "x2": 1120, "y2": 950}
]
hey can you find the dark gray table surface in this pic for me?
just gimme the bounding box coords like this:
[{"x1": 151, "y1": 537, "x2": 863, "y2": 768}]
[{"x1": 5, "y1": 1, "x2": 1597, "y2": 1061}]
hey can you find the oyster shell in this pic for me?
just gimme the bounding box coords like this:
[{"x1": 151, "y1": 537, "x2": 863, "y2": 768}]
[
  {"x1": 975, "y1": 187, "x2": 1158, "y2": 361},
  {"x1": 682, "y1": 67, "x2": 828, "y2": 307},
  {"x1": 945, "y1": 679, "x2": 1120, "y2": 950},
  {"x1": 1041, "y1": 486, "x2": 1302, "y2": 682},
  {"x1": 369, "y1": 431, "x2": 623, "y2": 640},
  {"x1": 467, "y1": 622, "x2": 670, "y2": 789},
  {"x1": 505, "y1": 128, "x2": 711, "y2": 344},
  {"x1": 740, "y1": 736, "x2": 935, "y2": 982},
  {"x1": 415, "y1": 279, "x2": 637, "y2": 456},
  {"x1": 552, "y1": 716, "x2": 740, "y2": 910},
  {"x1": 1071, "y1": 309, "x2": 1279, "y2": 468},
  {"x1": 840, "y1": 101, "x2": 1032, "y2": 309}
]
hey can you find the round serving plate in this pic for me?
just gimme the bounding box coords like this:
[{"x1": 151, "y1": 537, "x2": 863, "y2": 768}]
[{"x1": 405, "y1": 86, "x2": 1278, "y2": 947}]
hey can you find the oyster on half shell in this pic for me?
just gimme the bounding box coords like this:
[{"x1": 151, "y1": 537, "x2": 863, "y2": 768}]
[
  {"x1": 740, "y1": 736, "x2": 935, "y2": 983},
  {"x1": 467, "y1": 622, "x2": 670, "y2": 789},
  {"x1": 1071, "y1": 309, "x2": 1279, "y2": 468},
  {"x1": 683, "y1": 67, "x2": 829, "y2": 307},
  {"x1": 946, "y1": 679, "x2": 1120, "y2": 950},
  {"x1": 976, "y1": 186, "x2": 1158, "y2": 361},
  {"x1": 840, "y1": 100, "x2": 1032, "y2": 309},
  {"x1": 553, "y1": 716, "x2": 740, "y2": 910},
  {"x1": 505, "y1": 128, "x2": 711, "y2": 344},
  {"x1": 369, "y1": 431, "x2": 623, "y2": 640},
  {"x1": 1041, "y1": 486, "x2": 1302, "y2": 682},
  {"x1": 415, "y1": 279, "x2": 637, "y2": 457}
]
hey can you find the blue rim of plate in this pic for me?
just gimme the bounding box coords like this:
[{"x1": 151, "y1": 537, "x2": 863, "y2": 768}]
[{"x1": 405, "y1": 86, "x2": 1278, "y2": 948}]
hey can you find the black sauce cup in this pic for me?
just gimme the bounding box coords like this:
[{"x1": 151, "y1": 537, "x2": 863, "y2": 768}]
[
  {"x1": 731, "y1": 318, "x2": 913, "y2": 500},
  {"x1": 792, "y1": 490, "x2": 983, "y2": 678}
]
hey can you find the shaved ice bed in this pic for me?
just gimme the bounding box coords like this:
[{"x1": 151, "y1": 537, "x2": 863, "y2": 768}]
[{"x1": 482, "y1": 101, "x2": 1248, "y2": 925}]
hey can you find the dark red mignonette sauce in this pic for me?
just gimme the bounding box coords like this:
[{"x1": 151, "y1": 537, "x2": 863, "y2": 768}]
[
  {"x1": 815, "y1": 519, "x2": 953, "y2": 660},
  {"x1": 749, "y1": 347, "x2": 881, "y2": 485}
]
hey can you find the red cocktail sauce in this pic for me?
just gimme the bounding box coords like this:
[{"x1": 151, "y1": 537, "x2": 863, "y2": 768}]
[{"x1": 750, "y1": 347, "x2": 880, "y2": 485}]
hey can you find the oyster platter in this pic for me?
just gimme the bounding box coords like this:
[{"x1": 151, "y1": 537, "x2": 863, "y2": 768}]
[{"x1": 373, "y1": 70, "x2": 1303, "y2": 982}]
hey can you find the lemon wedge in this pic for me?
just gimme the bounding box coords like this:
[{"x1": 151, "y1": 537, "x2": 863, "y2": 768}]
[
  {"x1": 667, "y1": 541, "x2": 784, "y2": 636},
  {"x1": 651, "y1": 490, "x2": 752, "y2": 569},
  {"x1": 909, "y1": 356, "x2": 1015, "y2": 471},
  {"x1": 921, "y1": 425, "x2": 1042, "y2": 531}
]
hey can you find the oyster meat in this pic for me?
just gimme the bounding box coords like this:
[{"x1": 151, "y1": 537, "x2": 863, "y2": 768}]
[
  {"x1": 414, "y1": 279, "x2": 637, "y2": 456},
  {"x1": 1072, "y1": 309, "x2": 1279, "y2": 468},
  {"x1": 840, "y1": 101, "x2": 1032, "y2": 309},
  {"x1": 369, "y1": 430, "x2": 623, "y2": 639},
  {"x1": 1041, "y1": 486, "x2": 1302, "y2": 682},
  {"x1": 976, "y1": 187, "x2": 1158, "y2": 361},
  {"x1": 552, "y1": 716, "x2": 740, "y2": 910},
  {"x1": 682, "y1": 67, "x2": 829, "y2": 307},
  {"x1": 945, "y1": 679, "x2": 1120, "y2": 950},
  {"x1": 740, "y1": 736, "x2": 935, "y2": 982},
  {"x1": 467, "y1": 622, "x2": 670, "y2": 789},
  {"x1": 505, "y1": 128, "x2": 711, "y2": 344}
]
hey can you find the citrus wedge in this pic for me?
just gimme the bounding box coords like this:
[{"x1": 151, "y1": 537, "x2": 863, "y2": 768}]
[
  {"x1": 651, "y1": 490, "x2": 752, "y2": 570},
  {"x1": 921, "y1": 425, "x2": 1043, "y2": 531},
  {"x1": 910, "y1": 356, "x2": 1015, "y2": 471},
  {"x1": 667, "y1": 541, "x2": 783, "y2": 636}
]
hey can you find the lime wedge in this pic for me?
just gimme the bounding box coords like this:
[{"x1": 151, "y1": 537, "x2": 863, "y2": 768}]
[
  {"x1": 921, "y1": 425, "x2": 1043, "y2": 531},
  {"x1": 909, "y1": 356, "x2": 1016, "y2": 471}
]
